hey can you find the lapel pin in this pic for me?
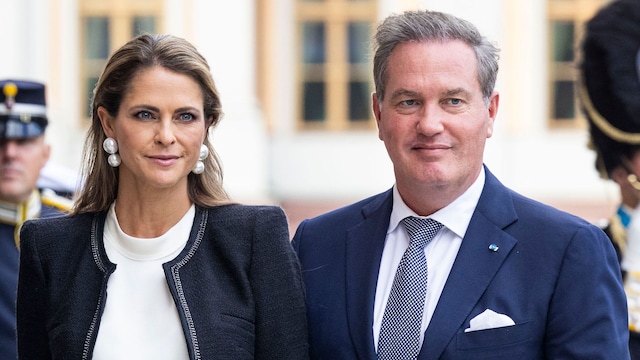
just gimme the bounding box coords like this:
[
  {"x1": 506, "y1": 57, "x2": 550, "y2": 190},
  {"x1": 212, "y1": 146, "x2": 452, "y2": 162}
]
[{"x1": 488, "y1": 244, "x2": 499, "y2": 252}]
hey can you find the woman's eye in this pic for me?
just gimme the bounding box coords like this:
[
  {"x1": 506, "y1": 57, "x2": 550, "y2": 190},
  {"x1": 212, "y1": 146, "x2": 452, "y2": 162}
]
[{"x1": 136, "y1": 111, "x2": 152, "y2": 119}]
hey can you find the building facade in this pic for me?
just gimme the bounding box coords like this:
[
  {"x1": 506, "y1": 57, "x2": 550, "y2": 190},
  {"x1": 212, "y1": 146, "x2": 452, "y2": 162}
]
[{"x1": 0, "y1": 0, "x2": 616, "y2": 229}]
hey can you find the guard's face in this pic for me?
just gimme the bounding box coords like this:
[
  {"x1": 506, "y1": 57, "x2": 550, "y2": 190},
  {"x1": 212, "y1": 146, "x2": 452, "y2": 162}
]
[
  {"x1": 373, "y1": 40, "x2": 498, "y2": 214},
  {"x1": 0, "y1": 136, "x2": 50, "y2": 203},
  {"x1": 613, "y1": 151, "x2": 640, "y2": 209}
]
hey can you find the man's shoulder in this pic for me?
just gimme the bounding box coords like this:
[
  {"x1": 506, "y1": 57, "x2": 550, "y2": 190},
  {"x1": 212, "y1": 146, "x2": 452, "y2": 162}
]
[
  {"x1": 508, "y1": 189, "x2": 591, "y2": 226},
  {"x1": 295, "y1": 190, "x2": 393, "y2": 237},
  {"x1": 310, "y1": 191, "x2": 390, "y2": 220}
]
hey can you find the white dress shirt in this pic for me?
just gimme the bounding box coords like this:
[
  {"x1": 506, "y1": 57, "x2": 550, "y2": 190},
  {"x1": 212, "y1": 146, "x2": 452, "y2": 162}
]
[{"x1": 373, "y1": 168, "x2": 485, "y2": 351}]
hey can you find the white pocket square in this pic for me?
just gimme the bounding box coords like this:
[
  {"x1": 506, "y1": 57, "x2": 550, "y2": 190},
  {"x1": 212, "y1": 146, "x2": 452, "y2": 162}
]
[{"x1": 464, "y1": 309, "x2": 515, "y2": 332}]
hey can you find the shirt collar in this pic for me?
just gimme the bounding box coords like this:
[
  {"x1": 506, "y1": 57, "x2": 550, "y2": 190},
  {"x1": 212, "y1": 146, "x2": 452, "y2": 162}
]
[{"x1": 389, "y1": 167, "x2": 485, "y2": 239}]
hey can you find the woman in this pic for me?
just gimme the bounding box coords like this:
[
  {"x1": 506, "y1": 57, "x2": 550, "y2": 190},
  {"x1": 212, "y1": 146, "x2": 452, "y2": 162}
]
[{"x1": 16, "y1": 34, "x2": 309, "y2": 359}]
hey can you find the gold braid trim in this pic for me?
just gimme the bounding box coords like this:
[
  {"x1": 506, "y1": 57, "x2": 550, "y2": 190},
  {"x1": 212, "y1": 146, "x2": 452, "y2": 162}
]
[
  {"x1": 40, "y1": 189, "x2": 72, "y2": 212},
  {"x1": 578, "y1": 80, "x2": 640, "y2": 144},
  {"x1": 11, "y1": 190, "x2": 41, "y2": 250}
]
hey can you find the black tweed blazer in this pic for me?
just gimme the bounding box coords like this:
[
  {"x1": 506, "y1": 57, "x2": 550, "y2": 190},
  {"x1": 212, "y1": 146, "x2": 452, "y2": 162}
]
[{"x1": 17, "y1": 204, "x2": 309, "y2": 360}]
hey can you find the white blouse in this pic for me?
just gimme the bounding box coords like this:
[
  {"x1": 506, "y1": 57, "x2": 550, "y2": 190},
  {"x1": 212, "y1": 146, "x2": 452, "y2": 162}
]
[{"x1": 92, "y1": 203, "x2": 194, "y2": 360}]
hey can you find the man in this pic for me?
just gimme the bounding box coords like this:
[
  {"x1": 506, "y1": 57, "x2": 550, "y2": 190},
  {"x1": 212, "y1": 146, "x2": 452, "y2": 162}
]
[
  {"x1": 578, "y1": 0, "x2": 640, "y2": 358},
  {"x1": 292, "y1": 10, "x2": 629, "y2": 359},
  {"x1": 0, "y1": 79, "x2": 70, "y2": 358}
]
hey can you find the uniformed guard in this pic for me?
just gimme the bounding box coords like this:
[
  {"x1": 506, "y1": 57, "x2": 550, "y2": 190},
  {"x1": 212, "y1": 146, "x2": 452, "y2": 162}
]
[
  {"x1": 578, "y1": 0, "x2": 640, "y2": 357},
  {"x1": 0, "y1": 79, "x2": 70, "y2": 359}
]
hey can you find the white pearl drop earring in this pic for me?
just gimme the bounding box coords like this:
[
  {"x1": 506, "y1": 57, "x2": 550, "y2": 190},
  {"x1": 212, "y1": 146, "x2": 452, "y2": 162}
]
[
  {"x1": 192, "y1": 144, "x2": 209, "y2": 174},
  {"x1": 103, "y1": 137, "x2": 121, "y2": 167}
]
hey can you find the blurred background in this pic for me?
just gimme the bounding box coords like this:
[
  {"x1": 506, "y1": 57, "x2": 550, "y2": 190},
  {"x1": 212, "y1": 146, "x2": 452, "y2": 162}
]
[{"x1": 0, "y1": 0, "x2": 617, "y2": 232}]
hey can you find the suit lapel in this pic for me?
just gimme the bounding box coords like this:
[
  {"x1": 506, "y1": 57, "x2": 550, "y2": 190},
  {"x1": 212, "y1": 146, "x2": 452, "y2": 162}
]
[
  {"x1": 345, "y1": 190, "x2": 393, "y2": 360},
  {"x1": 419, "y1": 168, "x2": 519, "y2": 360}
]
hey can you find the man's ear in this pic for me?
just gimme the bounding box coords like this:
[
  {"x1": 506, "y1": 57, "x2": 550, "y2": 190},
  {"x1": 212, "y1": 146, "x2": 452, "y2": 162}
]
[
  {"x1": 611, "y1": 165, "x2": 629, "y2": 186},
  {"x1": 40, "y1": 142, "x2": 51, "y2": 170},
  {"x1": 372, "y1": 93, "x2": 384, "y2": 141},
  {"x1": 486, "y1": 91, "x2": 499, "y2": 138}
]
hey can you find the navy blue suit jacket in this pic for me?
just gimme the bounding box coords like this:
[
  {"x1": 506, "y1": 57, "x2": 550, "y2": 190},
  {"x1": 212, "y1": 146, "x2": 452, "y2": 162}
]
[{"x1": 292, "y1": 167, "x2": 629, "y2": 359}]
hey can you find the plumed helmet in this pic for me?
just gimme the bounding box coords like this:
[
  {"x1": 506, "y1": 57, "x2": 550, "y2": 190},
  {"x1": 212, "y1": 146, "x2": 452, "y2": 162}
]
[{"x1": 579, "y1": 0, "x2": 640, "y2": 178}]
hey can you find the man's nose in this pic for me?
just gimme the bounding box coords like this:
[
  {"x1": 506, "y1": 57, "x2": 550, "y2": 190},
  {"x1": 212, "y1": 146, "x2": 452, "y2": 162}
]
[
  {"x1": 416, "y1": 106, "x2": 444, "y2": 136},
  {"x1": 0, "y1": 140, "x2": 20, "y2": 158}
]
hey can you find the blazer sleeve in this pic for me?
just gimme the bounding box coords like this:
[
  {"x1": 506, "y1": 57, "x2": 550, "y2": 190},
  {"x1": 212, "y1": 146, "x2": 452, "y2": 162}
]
[
  {"x1": 545, "y1": 224, "x2": 630, "y2": 358},
  {"x1": 17, "y1": 221, "x2": 53, "y2": 360},
  {"x1": 250, "y1": 207, "x2": 310, "y2": 360}
]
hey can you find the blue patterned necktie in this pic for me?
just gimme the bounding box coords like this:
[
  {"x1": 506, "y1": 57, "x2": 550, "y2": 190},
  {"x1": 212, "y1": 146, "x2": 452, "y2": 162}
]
[{"x1": 377, "y1": 216, "x2": 443, "y2": 360}]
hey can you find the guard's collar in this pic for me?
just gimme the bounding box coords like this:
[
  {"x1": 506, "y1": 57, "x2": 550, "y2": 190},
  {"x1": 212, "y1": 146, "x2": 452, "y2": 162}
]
[{"x1": 0, "y1": 190, "x2": 41, "y2": 226}]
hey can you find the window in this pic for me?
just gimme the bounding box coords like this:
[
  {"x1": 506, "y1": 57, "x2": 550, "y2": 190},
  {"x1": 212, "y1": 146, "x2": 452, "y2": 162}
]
[
  {"x1": 547, "y1": 0, "x2": 609, "y2": 128},
  {"x1": 79, "y1": 0, "x2": 162, "y2": 119},
  {"x1": 296, "y1": 0, "x2": 377, "y2": 130}
]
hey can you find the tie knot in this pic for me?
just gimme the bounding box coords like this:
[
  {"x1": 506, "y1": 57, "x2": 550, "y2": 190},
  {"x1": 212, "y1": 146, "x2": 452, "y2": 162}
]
[{"x1": 401, "y1": 216, "x2": 443, "y2": 248}]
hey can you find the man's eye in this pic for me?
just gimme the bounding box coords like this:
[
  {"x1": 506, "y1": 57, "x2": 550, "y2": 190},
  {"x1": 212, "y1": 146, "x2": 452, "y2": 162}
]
[
  {"x1": 449, "y1": 99, "x2": 462, "y2": 105},
  {"x1": 180, "y1": 113, "x2": 195, "y2": 121},
  {"x1": 401, "y1": 100, "x2": 416, "y2": 106}
]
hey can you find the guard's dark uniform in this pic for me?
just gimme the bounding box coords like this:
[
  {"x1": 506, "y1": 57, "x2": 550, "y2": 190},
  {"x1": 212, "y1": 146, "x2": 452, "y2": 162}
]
[
  {"x1": 601, "y1": 209, "x2": 640, "y2": 358},
  {"x1": 0, "y1": 191, "x2": 69, "y2": 358},
  {"x1": 579, "y1": 0, "x2": 640, "y2": 358},
  {"x1": 0, "y1": 80, "x2": 72, "y2": 359}
]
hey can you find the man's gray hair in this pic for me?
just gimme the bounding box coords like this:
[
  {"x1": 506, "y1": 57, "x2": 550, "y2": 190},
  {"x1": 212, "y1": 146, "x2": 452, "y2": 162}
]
[{"x1": 372, "y1": 10, "x2": 500, "y2": 103}]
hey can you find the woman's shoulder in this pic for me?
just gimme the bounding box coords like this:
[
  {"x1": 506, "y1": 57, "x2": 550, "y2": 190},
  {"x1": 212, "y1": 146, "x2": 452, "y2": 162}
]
[
  {"x1": 20, "y1": 212, "x2": 100, "y2": 246},
  {"x1": 23, "y1": 212, "x2": 96, "y2": 229},
  {"x1": 197, "y1": 204, "x2": 288, "y2": 238},
  {"x1": 201, "y1": 203, "x2": 285, "y2": 220}
]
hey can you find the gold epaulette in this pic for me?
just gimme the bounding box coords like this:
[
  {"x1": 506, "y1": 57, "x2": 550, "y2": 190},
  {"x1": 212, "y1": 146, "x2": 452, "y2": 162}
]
[{"x1": 40, "y1": 188, "x2": 73, "y2": 213}]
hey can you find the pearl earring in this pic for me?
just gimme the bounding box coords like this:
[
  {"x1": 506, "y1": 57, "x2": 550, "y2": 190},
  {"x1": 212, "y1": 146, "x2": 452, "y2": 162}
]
[
  {"x1": 103, "y1": 137, "x2": 121, "y2": 167},
  {"x1": 192, "y1": 144, "x2": 209, "y2": 174}
]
